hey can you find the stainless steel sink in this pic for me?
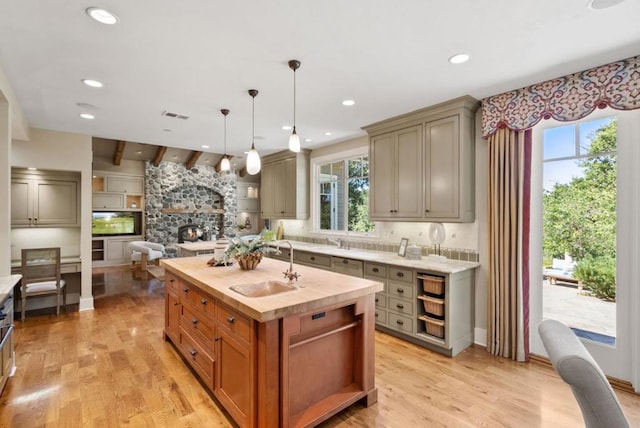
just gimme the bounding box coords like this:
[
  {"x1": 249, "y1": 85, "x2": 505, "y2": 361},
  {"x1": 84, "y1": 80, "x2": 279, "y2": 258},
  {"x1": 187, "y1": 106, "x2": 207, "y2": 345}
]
[{"x1": 229, "y1": 280, "x2": 297, "y2": 297}]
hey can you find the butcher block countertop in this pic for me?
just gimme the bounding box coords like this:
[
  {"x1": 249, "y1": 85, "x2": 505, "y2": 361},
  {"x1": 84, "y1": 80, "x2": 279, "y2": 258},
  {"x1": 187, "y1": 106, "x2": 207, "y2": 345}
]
[{"x1": 161, "y1": 256, "x2": 384, "y2": 323}]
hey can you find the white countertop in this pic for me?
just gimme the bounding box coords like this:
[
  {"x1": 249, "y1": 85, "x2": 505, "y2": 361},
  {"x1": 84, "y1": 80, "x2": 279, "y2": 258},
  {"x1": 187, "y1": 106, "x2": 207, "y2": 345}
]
[
  {"x1": 0, "y1": 274, "x2": 22, "y2": 302},
  {"x1": 268, "y1": 240, "x2": 479, "y2": 274}
]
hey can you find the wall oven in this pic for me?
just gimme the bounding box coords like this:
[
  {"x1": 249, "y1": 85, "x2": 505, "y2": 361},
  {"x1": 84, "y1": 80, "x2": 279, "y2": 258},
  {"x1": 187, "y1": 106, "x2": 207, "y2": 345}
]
[{"x1": 0, "y1": 293, "x2": 14, "y2": 396}]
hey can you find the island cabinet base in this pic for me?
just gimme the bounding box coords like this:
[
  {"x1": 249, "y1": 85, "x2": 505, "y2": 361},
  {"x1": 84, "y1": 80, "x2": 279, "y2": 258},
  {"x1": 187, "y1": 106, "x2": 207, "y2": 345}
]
[{"x1": 164, "y1": 269, "x2": 378, "y2": 428}]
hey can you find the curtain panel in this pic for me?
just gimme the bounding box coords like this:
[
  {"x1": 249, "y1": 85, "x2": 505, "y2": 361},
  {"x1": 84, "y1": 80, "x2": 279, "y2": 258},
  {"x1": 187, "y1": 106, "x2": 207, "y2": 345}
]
[
  {"x1": 482, "y1": 55, "x2": 640, "y2": 138},
  {"x1": 487, "y1": 128, "x2": 531, "y2": 361}
]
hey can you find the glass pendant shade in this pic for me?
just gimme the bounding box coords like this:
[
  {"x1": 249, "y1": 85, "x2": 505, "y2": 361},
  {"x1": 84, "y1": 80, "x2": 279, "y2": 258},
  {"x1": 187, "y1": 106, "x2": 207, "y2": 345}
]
[
  {"x1": 289, "y1": 127, "x2": 301, "y2": 152},
  {"x1": 246, "y1": 143, "x2": 261, "y2": 175},
  {"x1": 220, "y1": 155, "x2": 231, "y2": 171}
]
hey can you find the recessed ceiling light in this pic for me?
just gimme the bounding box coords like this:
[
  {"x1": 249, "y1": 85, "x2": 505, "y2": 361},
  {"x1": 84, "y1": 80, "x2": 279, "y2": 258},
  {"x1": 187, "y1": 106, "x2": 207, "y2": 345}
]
[
  {"x1": 82, "y1": 79, "x2": 103, "y2": 88},
  {"x1": 136, "y1": 150, "x2": 143, "y2": 155},
  {"x1": 201, "y1": 145, "x2": 210, "y2": 149},
  {"x1": 27, "y1": 167, "x2": 37, "y2": 171},
  {"x1": 324, "y1": 131, "x2": 332, "y2": 136},
  {"x1": 282, "y1": 125, "x2": 292, "y2": 131},
  {"x1": 448, "y1": 53, "x2": 470, "y2": 64},
  {"x1": 342, "y1": 99, "x2": 355, "y2": 106},
  {"x1": 80, "y1": 113, "x2": 95, "y2": 119},
  {"x1": 86, "y1": 7, "x2": 119, "y2": 25},
  {"x1": 589, "y1": 0, "x2": 624, "y2": 9},
  {"x1": 304, "y1": 138, "x2": 312, "y2": 142}
]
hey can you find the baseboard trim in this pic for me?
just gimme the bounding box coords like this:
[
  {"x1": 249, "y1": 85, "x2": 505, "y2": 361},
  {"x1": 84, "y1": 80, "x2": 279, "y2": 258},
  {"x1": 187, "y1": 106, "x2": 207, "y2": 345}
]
[
  {"x1": 474, "y1": 327, "x2": 487, "y2": 347},
  {"x1": 79, "y1": 296, "x2": 94, "y2": 311}
]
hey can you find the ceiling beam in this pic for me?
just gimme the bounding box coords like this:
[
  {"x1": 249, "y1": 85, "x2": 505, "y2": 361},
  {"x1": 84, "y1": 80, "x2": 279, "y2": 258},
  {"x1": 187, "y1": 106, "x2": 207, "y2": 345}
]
[
  {"x1": 185, "y1": 151, "x2": 202, "y2": 170},
  {"x1": 152, "y1": 146, "x2": 167, "y2": 167},
  {"x1": 214, "y1": 155, "x2": 234, "y2": 172},
  {"x1": 113, "y1": 140, "x2": 126, "y2": 166}
]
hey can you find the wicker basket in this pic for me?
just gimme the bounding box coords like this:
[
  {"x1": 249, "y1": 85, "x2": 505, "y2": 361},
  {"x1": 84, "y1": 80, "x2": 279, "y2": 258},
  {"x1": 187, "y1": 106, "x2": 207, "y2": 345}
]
[
  {"x1": 236, "y1": 253, "x2": 263, "y2": 270},
  {"x1": 418, "y1": 295, "x2": 444, "y2": 317},
  {"x1": 418, "y1": 275, "x2": 445, "y2": 296},
  {"x1": 419, "y1": 315, "x2": 445, "y2": 339}
]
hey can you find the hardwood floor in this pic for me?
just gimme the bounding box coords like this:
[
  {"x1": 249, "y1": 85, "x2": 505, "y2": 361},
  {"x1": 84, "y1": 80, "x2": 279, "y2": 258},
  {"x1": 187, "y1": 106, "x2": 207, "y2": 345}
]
[{"x1": 2, "y1": 265, "x2": 639, "y2": 427}]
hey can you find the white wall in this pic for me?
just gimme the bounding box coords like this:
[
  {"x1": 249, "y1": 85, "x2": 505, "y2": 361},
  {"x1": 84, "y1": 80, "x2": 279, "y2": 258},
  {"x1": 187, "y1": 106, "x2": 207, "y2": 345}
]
[
  {"x1": 0, "y1": 90, "x2": 9, "y2": 275},
  {"x1": 12, "y1": 128, "x2": 94, "y2": 311}
]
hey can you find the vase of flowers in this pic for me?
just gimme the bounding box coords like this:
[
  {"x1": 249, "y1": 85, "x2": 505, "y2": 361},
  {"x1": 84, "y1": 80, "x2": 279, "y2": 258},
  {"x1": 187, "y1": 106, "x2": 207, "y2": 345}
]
[{"x1": 224, "y1": 237, "x2": 268, "y2": 270}]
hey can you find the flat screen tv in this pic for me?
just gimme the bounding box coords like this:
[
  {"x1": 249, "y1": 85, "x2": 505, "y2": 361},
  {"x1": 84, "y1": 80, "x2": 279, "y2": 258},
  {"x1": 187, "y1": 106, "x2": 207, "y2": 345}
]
[{"x1": 92, "y1": 212, "x2": 138, "y2": 236}]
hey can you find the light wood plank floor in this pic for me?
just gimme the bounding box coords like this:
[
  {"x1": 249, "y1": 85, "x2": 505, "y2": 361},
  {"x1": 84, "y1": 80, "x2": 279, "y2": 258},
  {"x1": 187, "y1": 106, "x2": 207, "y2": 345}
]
[{"x1": 2, "y1": 266, "x2": 639, "y2": 427}]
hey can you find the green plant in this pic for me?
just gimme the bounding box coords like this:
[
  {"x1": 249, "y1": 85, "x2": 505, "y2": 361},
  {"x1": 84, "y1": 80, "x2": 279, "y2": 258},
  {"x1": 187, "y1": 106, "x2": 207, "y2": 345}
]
[
  {"x1": 224, "y1": 237, "x2": 268, "y2": 260},
  {"x1": 573, "y1": 256, "x2": 616, "y2": 301}
]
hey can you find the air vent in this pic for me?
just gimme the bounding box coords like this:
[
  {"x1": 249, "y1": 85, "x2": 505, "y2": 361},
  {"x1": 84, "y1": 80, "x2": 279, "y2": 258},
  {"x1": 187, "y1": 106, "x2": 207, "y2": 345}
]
[{"x1": 162, "y1": 110, "x2": 189, "y2": 120}]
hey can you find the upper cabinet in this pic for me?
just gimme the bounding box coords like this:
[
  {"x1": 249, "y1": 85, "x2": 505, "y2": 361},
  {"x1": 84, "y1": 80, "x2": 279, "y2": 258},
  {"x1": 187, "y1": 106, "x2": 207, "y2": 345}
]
[
  {"x1": 260, "y1": 150, "x2": 309, "y2": 219},
  {"x1": 11, "y1": 170, "x2": 80, "y2": 228},
  {"x1": 363, "y1": 96, "x2": 480, "y2": 223},
  {"x1": 92, "y1": 171, "x2": 144, "y2": 210}
]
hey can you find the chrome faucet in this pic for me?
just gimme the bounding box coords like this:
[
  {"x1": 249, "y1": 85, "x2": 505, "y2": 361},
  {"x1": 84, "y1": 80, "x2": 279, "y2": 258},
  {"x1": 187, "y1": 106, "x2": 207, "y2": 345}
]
[
  {"x1": 276, "y1": 240, "x2": 300, "y2": 283},
  {"x1": 327, "y1": 237, "x2": 347, "y2": 249}
]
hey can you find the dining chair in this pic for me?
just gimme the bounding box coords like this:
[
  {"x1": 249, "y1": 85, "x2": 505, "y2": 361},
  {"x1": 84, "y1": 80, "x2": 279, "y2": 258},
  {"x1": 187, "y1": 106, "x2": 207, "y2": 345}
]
[
  {"x1": 538, "y1": 319, "x2": 629, "y2": 428},
  {"x1": 20, "y1": 247, "x2": 67, "y2": 322}
]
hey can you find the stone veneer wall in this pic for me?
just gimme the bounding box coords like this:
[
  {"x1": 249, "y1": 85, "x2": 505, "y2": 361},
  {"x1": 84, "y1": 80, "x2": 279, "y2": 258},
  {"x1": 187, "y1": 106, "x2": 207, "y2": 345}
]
[{"x1": 145, "y1": 161, "x2": 237, "y2": 247}]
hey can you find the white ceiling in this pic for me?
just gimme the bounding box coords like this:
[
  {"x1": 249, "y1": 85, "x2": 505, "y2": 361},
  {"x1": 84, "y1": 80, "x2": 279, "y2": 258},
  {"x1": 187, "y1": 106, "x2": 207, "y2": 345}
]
[{"x1": 0, "y1": 1, "x2": 638, "y2": 167}]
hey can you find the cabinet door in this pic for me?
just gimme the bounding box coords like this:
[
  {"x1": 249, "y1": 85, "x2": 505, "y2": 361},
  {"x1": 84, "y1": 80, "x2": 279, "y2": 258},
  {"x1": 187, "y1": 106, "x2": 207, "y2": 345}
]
[
  {"x1": 216, "y1": 327, "x2": 253, "y2": 427},
  {"x1": 107, "y1": 176, "x2": 144, "y2": 194},
  {"x1": 260, "y1": 162, "x2": 275, "y2": 217},
  {"x1": 424, "y1": 115, "x2": 459, "y2": 220},
  {"x1": 34, "y1": 180, "x2": 78, "y2": 226},
  {"x1": 106, "y1": 239, "x2": 128, "y2": 261},
  {"x1": 92, "y1": 193, "x2": 125, "y2": 209},
  {"x1": 395, "y1": 125, "x2": 423, "y2": 218},
  {"x1": 369, "y1": 132, "x2": 395, "y2": 218},
  {"x1": 166, "y1": 291, "x2": 181, "y2": 342},
  {"x1": 11, "y1": 179, "x2": 33, "y2": 226},
  {"x1": 272, "y1": 160, "x2": 288, "y2": 217},
  {"x1": 282, "y1": 157, "x2": 297, "y2": 217}
]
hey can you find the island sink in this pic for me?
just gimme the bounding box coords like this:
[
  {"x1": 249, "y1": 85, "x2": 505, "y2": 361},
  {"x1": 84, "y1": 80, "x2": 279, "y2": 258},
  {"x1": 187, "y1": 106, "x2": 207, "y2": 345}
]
[{"x1": 229, "y1": 280, "x2": 297, "y2": 297}]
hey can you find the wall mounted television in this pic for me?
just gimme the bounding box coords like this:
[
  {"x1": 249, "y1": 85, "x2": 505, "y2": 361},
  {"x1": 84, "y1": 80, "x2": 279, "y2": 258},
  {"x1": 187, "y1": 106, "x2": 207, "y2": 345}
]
[{"x1": 92, "y1": 211, "x2": 141, "y2": 237}]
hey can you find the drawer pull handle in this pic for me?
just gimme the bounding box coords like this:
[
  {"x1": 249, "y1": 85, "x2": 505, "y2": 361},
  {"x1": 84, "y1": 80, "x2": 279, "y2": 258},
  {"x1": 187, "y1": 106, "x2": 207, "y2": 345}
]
[
  {"x1": 200, "y1": 299, "x2": 208, "y2": 305},
  {"x1": 343, "y1": 259, "x2": 348, "y2": 264},
  {"x1": 214, "y1": 337, "x2": 221, "y2": 341},
  {"x1": 375, "y1": 313, "x2": 379, "y2": 318},
  {"x1": 396, "y1": 303, "x2": 404, "y2": 309},
  {"x1": 396, "y1": 288, "x2": 404, "y2": 293},
  {"x1": 190, "y1": 349, "x2": 197, "y2": 357},
  {"x1": 310, "y1": 256, "x2": 315, "y2": 261},
  {"x1": 183, "y1": 287, "x2": 189, "y2": 293},
  {"x1": 375, "y1": 298, "x2": 379, "y2": 303},
  {"x1": 372, "y1": 267, "x2": 379, "y2": 273},
  {"x1": 396, "y1": 319, "x2": 404, "y2": 325},
  {"x1": 173, "y1": 302, "x2": 179, "y2": 306},
  {"x1": 191, "y1": 318, "x2": 198, "y2": 325},
  {"x1": 169, "y1": 279, "x2": 175, "y2": 283},
  {"x1": 227, "y1": 316, "x2": 236, "y2": 324},
  {"x1": 397, "y1": 272, "x2": 404, "y2": 277}
]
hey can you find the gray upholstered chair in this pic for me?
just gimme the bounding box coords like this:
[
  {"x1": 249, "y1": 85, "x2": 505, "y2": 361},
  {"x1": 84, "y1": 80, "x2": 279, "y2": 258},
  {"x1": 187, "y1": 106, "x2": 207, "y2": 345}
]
[
  {"x1": 538, "y1": 319, "x2": 629, "y2": 428},
  {"x1": 129, "y1": 241, "x2": 165, "y2": 276}
]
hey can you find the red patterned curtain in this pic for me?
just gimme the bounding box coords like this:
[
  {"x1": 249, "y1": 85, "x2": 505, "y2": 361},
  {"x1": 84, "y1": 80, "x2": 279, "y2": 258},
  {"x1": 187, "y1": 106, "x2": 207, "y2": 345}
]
[{"x1": 482, "y1": 55, "x2": 640, "y2": 138}]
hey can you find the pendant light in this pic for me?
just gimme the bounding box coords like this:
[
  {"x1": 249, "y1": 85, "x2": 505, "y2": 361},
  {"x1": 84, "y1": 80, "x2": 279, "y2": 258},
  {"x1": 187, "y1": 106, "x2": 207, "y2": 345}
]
[
  {"x1": 220, "y1": 109, "x2": 231, "y2": 172},
  {"x1": 246, "y1": 89, "x2": 261, "y2": 175},
  {"x1": 288, "y1": 59, "x2": 301, "y2": 152}
]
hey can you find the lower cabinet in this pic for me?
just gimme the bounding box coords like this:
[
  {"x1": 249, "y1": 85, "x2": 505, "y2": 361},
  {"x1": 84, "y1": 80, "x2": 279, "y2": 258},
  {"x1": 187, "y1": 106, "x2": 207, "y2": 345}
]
[{"x1": 165, "y1": 271, "x2": 254, "y2": 428}]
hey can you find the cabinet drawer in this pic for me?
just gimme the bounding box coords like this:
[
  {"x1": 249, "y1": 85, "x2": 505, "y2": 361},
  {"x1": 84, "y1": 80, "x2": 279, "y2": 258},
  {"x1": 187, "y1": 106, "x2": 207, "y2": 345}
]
[
  {"x1": 165, "y1": 272, "x2": 181, "y2": 294},
  {"x1": 295, "y1": 251, "x2": 332, "y2": 268},
  {"x1": 217, "y1": 303, "x2": 252, "y2": 344},
  {"x1": 388, "y1": 282, "x2": 415, "y2": 300},
  {"x1": 181, "y1": 284, "x2": 215, "y2": 319},
  {"x1": 388, "y1": 297, "x2": 414, "y2": 316},
  {"x1": 331, "y1": 257, "x2": 363, "y2": 277},
  {"x1": 375, "y1": 308, "x2": 387, "y2": 325},
  {"x1": 179, "y1": 331, "x2": 214, "y2": 388},
  {"x1": 387, "y1": 312, "x2": 414, "y2": 334},
  {"x1": 364, "y1": 262, "x2": 387, "y2": 279},
  {"x1": 388, "y1": 267, "x2": 414, "y2": 283},
  {"x1": 374, "y1": 294, "x2": 387, "y2": 309},
  {"x1": 181, "y1": 304, "x2": 216, "y2": 356}
]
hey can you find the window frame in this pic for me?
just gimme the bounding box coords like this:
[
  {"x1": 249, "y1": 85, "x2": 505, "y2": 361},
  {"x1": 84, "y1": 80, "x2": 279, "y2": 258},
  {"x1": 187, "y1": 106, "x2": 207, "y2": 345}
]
[{"x1": 310, "y1": 147, "x2": 378, "y2": 237}]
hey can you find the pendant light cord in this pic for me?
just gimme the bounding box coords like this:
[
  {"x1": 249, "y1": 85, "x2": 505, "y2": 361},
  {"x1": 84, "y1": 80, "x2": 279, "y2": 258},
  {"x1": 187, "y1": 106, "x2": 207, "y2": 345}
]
[
  {"x1": 224, "y1": 114, "x2": 227, "y2": 155},
  {"x1": 293, "y1": 68, "x2": 296, "y2": 131},
  {"x1": 252, "y1": 93, "x2": 255, "y2": 148}
]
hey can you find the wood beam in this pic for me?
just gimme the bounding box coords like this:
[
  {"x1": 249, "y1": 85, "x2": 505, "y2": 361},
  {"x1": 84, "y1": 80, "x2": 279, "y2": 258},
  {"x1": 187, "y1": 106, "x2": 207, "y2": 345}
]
[
  {"x1": 113, "y1": 140, "x2": 126, "y2": 166},
  {"x1": 214, "y1": 155, "x2": 234, "y2": 172},
  {"x1": 152, "y1": 146, "x2": 167, "y2": 167},
  {"x1": 185, "y1": 151, "x2": 203, "y2": 170}
]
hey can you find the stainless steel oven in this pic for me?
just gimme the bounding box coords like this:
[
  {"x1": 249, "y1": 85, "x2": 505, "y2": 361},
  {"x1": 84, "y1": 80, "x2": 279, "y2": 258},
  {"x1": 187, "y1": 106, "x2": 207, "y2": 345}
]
[{"x1": 0, "y1": 293, "x2": 14, "y2": 395}]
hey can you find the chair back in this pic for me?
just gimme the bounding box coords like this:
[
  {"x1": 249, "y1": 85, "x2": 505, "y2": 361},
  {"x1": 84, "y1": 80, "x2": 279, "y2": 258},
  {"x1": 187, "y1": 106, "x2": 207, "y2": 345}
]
[
  {"x1": 538, "y1": 319, "x2": 629, "y2": 428},
  {"x1": 21, "y1": 247, "x2": 62, "y2": 290}
]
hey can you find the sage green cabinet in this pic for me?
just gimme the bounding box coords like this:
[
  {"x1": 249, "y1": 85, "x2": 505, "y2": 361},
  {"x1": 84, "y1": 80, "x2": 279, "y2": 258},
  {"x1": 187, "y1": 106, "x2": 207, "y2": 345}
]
[
  {"x1": 11, "y1": 174, "x2": 79, "y2": 227},
  {"x1": 260, "y1": 150, "x2": 309, "y2": 219}
]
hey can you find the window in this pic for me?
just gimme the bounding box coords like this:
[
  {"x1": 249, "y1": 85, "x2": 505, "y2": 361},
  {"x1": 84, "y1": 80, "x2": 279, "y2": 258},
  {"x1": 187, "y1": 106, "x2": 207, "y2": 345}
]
[{"x1": 316, "y1": 155, "x2": 374, "y2": 233}]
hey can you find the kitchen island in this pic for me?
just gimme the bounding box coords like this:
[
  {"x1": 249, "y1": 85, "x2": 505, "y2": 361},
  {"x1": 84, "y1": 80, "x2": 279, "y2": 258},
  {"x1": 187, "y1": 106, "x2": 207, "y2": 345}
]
[{"x1": 161, "y1": 256, "x2": 384, "y2": 428}]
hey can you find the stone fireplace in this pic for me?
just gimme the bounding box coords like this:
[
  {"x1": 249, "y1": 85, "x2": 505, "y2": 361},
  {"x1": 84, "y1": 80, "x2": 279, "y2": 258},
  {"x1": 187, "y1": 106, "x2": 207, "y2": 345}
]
[{"x1": 145, "y1": 162, "x2": 237, "y2": 249}]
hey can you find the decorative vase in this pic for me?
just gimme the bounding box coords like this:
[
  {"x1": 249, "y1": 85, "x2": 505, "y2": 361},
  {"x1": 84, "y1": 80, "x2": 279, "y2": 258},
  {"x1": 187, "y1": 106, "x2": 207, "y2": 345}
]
[{"x1": 236, "y1": 253, "x2": 263, "y2": 270}]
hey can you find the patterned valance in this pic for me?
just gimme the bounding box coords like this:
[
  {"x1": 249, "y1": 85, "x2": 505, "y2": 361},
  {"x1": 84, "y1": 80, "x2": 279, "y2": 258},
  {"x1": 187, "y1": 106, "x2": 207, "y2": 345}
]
[{"x1": 482, "y1": 55, "x2": 640, "y2": 138}]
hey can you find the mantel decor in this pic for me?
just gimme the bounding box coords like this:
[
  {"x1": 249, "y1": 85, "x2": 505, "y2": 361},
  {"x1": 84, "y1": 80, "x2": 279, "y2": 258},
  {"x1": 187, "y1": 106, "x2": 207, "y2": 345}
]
[{"x1": 482, "y1": 55, "x2": 640, "y2": 138}]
